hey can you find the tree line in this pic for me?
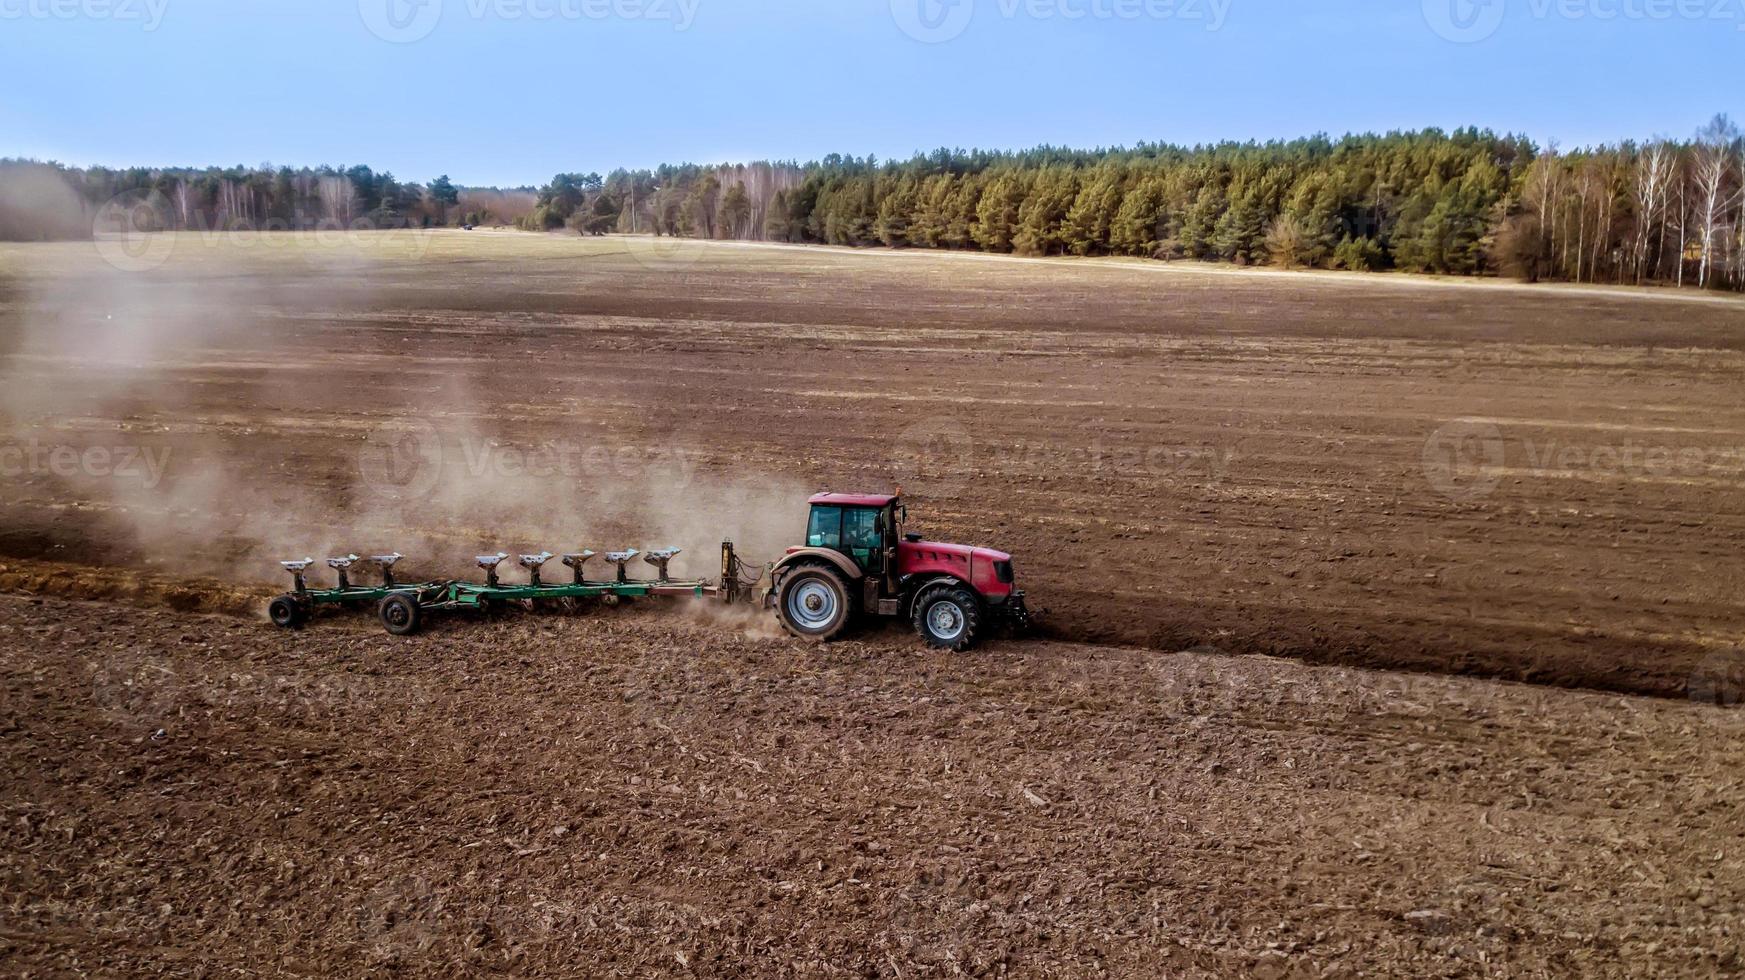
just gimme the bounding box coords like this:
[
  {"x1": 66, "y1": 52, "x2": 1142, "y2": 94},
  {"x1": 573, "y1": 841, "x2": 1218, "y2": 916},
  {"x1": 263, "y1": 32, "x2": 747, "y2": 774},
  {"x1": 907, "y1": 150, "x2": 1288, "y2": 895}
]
[
  {"x1": 0, "y1": 161, "x2": 536, "y2": 240},
  {"x1": 5, "y1": 115, "x2": 1743, "y2": 290},
  {"x1": 562, "y1": 118, "x2": 1742, "y2": 290}
]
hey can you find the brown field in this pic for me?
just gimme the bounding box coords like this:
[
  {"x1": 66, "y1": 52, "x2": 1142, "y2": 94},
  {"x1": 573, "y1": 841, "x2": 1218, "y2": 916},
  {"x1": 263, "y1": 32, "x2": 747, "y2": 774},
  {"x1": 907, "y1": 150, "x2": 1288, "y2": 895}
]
[
  {"x1": 3, "y1": 231, "x2": 1745, "y2": 975},
  {"x1": 3, "y1": 592, "x2": 1742, "y2": 976},
  {"x1": 2, "y1": 231, "x2": 1743, "y2": 694}
]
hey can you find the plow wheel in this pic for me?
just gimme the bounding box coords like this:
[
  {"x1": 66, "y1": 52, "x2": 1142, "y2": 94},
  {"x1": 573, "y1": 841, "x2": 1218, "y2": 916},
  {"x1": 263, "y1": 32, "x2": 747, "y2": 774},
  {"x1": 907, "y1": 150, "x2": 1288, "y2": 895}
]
[
  {"x1": 777, "y1": 566, "x2": 853, "y2": 641},
  {"x1": 378, "y1": 593, "x2": 423, "y2": 636},
  {"x1": 268, "y1": 594, "x2": 308, "y2": 630},
  {"x1": 912, "y1": 582, "x2": 982, "y2": 652}
]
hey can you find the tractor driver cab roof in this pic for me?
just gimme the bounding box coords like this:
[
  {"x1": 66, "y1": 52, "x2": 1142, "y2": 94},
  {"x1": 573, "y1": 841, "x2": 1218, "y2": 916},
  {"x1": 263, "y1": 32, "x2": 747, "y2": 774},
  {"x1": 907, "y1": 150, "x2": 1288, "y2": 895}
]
[{"x1": 808, "y1": 492, "x2": 898, "y2": 508}]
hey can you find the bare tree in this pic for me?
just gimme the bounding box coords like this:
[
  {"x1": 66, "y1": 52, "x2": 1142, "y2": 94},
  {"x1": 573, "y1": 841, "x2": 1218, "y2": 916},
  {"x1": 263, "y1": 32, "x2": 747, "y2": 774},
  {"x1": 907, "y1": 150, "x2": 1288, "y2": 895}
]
[
  {"x1": 1633, "y1": 141, "x2": 1673, "y2": 284},
  {"x1": 1692, "y1": 114, "x2": 1740, "y2": 289},
  {"x1": 1594, "y1": 157, "x2": 1616, "y2": 283},
  {"x1": 1736, "y1": 148, "x2": 1745, "y2": 290},
  {"x1": 1521, "y1": 150, "x2": 1561, "y2": 277},
  {"x1": 1571, "y1": 157, "x2": 1618, "y2": 283}
]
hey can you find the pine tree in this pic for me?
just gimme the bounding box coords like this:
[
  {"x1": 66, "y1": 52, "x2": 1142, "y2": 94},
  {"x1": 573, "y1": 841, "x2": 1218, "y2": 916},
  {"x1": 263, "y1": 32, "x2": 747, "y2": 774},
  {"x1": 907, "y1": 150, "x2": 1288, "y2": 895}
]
[
  {"x1": 717, "y1": 180, "x2": 752, "y2": 239},
  {"x1": 1013, "y1": 168, "x2": 1078, "y2": 255},
  {"x1": 1109, "y1": 175, "x2": 1164, "y2": 256},
  {"x1": 1213, "y1": 187, "x2": 1266, "y2": 264},
  {"x1": 973, "y1": 172, "x2": 1027, "y2": 252},
  {"x1": 765, "y1": 189, "x2": 791, "y2": 242},
  {"x1": 876, "y1": 174, "x2": 920, "y2": 247},
  {"x1": 1181, "y1": 185, "x2": 1226, "y2": 260},
  {"x1": 1063, "y1": 167, "x2": 1122, "y2": 256}
]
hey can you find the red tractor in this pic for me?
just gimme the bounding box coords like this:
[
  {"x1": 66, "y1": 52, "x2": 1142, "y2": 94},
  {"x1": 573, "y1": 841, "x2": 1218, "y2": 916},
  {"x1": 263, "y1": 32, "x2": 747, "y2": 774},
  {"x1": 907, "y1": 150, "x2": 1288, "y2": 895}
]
[{"x1": 767, "y1": 492, "x2": 1028, "y2": 651}]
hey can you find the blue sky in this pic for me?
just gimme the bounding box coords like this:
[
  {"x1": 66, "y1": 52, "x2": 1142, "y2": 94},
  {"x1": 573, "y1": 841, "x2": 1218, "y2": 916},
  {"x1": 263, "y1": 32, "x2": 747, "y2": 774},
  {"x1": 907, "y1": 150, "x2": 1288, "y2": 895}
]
[{"x1": 1, "y1": 0, "x2": 1739, "y2": 186}]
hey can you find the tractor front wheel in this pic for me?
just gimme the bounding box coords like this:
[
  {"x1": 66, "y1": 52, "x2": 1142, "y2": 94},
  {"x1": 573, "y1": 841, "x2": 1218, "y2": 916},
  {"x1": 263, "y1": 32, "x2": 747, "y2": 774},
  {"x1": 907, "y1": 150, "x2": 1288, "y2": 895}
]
[
  {"x1": 776, "y1": 566, "x2": 853, "y2": 641},
  {"x1": 268, "y1": 594, "x2": 308, "y2": 630},
  {"x1": 912, "y1": 583, "x2": 983, "y2": 652},
  {"x1": 378, "y1": 593, "x2": 423, "y2": 636}
]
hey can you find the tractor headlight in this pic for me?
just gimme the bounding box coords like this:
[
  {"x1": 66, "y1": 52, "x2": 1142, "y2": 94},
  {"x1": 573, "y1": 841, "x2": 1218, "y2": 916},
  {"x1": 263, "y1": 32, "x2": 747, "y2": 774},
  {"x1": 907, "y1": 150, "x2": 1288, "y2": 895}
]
[{"x1": 994, "y1": 560, "x2": 1014, "y2": 584}]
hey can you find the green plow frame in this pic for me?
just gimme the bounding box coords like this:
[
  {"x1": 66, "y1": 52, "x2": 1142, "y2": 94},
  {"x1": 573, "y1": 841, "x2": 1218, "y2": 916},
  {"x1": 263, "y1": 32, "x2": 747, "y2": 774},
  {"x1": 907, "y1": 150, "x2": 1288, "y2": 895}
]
[{"x1": 270, "y1": 545, "x2": 750, "y2": 635}]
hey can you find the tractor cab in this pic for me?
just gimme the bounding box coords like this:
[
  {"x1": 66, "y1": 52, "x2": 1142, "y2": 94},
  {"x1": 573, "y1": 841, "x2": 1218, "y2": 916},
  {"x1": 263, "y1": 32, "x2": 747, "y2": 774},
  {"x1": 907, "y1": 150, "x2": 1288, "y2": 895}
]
[{"x1": 804, "y1": 492, "x2": 902, "y2": 577}]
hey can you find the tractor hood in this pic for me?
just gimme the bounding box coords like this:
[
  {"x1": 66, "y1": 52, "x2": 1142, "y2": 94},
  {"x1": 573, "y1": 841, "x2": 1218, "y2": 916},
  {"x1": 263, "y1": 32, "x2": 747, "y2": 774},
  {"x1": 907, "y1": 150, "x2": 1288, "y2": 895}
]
[
  {"x1": 896, "y1": 538, "x2": 1016, "y2": 597},
  {"x1": 902, "y1": 540, "x2": 1010, "y2": 563}
]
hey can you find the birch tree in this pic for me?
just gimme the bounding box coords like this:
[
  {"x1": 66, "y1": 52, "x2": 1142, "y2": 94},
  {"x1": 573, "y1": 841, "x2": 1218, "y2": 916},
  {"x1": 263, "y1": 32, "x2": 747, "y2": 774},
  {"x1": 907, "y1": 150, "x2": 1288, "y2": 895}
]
[
  {"x1": 1633, "y1": 141, "x2": 1673, "y2": 283},
  {"x1": 1692, "y1": 114, "x2": 1739, "y2": 289}
]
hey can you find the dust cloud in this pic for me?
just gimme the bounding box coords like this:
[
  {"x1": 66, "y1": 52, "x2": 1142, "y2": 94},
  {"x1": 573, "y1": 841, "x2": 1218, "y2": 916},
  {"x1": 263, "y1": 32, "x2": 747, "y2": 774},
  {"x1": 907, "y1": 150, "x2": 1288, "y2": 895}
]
[{"x1": 0, "y1": 231, "x2": 811, "y2": 595}]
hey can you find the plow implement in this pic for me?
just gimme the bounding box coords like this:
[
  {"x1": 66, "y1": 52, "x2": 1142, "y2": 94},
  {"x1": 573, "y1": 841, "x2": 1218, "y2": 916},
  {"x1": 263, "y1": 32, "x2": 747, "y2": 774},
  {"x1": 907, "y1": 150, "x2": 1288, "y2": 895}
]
[
  {"x1": 268, "y1": 490, "x2": 1027, "y2": 650},
  {"x1": 270, "y1": 542, "x2": 761, "y2": 636}
]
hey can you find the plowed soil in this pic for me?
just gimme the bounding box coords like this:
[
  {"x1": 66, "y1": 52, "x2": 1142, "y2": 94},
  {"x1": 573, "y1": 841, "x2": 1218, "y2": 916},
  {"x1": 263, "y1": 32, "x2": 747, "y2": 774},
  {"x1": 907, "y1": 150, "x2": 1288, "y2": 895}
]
[
  {"x1": 2, "y1": 593, "x2": 1742, "y2": 976},
  {"x1": 5, "y1": 234, "x2": 1745, "y2": 975},
  {"x1": 3, "y1": 232, "x2": 1743, "y2": 696}
]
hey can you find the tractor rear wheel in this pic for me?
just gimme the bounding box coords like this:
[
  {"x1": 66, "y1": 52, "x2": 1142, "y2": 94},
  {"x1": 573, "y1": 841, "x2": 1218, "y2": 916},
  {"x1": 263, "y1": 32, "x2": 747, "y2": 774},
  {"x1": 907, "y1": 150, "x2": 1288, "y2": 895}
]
[
  {"x1": 776, "y1": 566, "x2": 853, "y2": 641},
  {"x1": 378, "y1": 593, "x2": 423, "y2": 636},
  {"x1": 912, "y1": 583, "x2": 982, "y2": 652},
  {"x1": 268, "y1": 594, "x2": 307, "y2": 629}
]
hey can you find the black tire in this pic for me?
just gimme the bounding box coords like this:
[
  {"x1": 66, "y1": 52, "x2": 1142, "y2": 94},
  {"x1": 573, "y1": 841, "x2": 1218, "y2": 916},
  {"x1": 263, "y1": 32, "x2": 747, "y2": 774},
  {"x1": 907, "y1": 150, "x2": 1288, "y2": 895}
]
[
  {"x1": 268, "y1": 594, "x2": 306, "y2": 629},
  {"x1": 378, "y1": 593, "x2": 422, "y2": 636},
  {"x1": 776, "y1": 566, "x2": 854, "y2": 642},
  {"x1": 912, "y1": 582, "x2": 983, "y2": 652}
]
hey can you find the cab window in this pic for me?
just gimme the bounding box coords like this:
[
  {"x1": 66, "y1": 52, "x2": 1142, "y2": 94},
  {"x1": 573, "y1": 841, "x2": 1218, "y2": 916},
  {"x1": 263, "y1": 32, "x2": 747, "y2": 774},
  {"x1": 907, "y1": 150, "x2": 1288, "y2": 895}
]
[
  {"x1": 843, "y1": 507, "x2": 882, "y2": 570},
  {"x1": 807, "y1": 506, "x2": 841, "y2": 549}
]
